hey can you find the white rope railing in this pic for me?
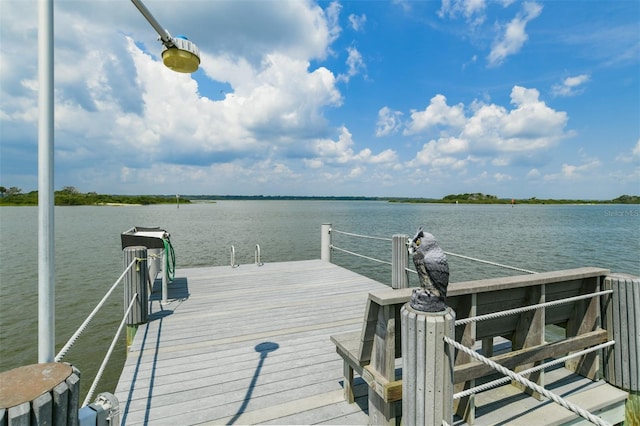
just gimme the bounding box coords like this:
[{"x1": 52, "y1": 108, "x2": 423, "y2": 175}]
[
  {"x1": 82, "y1": 293, "x2": 139, "y2": 407},
  {"x1": 454, "y1": 290, "x2": 613, "y2": 326},
  {"x1": 330, "y1": 245, "x2": 392, "y2": 266},
  {"x1": 332, "y1": 229, "x2": 391, "y2": 242},
  {"x1": 444, "y1": 336, "x2": 611, "y2": 426},
  {"x1": 55, "y1": 258, "x2": 138, "y2": 362},
  {"x1": 453, "y1": 340, "x2": 615, "y2": 400}
]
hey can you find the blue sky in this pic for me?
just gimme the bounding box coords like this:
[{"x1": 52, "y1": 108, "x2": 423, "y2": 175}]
[{"x1": 1, "y1": 0, "x2": 638, "y2": 199}]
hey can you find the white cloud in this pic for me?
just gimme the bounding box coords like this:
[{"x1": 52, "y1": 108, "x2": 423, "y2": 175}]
[
  {"x1": 527, "y1": 168, "x2": 541, "y2": 178},
  {"x1": 404, "y1": 86, "x2": 569, "y2": 169},
  {"x1": 304, "y1": 158, "x2": 324, "y2": 169},
  {"x1": 392, "y1": 0, "x2": 412, "y2": 13},
  {"x1": 487, "y1": 1, "x2": 542, "y2": 67},
  {"x1": 310, "y1": 127, "x2": 398, "y2": 167},
  {"x1": 348, "y1": 14, "x2": 367, "y2": 31},
  {"x1": 376, "y1": 107, "x2": 404, "y2": 137},
  {"x1": 438, "y1": 0, "x2": 488, "y2": 26},
  {"x1": 616, "y1": 139, "x2": 640, "y2": 163},
  {"x1": 0, "y1": 0, "x2": 356, "y2": 191},
  {"x1": 337, "y1": 46, "x2": 367, "y2": 83},
  {"x1": 494, "y1": 172, "x2": 512, "y2": 181},
  {"x1": 408, "y1": 138, "x2": 469, "y2": 170},
  {"x1": 324, "y1": 1, "x2": 343, "y2": 47},
  {"x1": 544, "y1": 158, "x2": 602, "y2": 181},
  {"x1": 403, "y1": 95, "x2": 466, "y2": 135},
  {"x1": 551, "y1": 74, "x2": 590, "y2": 97}
]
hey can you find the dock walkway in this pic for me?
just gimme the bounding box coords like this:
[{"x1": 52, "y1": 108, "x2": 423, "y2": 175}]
[
  {"x1": 115, "y1": 260, "x2": 384, "y2": 425},
  {"x1": 115, "y1": 260, "x2": 630, "y2": 425}
]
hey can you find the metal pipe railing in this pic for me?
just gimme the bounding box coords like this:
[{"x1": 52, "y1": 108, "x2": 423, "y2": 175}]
[{"x1": 230, "y1": 245, "x2": 239, "y2": 268}]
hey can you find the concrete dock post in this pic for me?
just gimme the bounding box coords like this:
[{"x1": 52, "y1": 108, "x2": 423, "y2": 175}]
[
  {"x1": 123, "y1": 246, "x2": 148, "y2": 349},
  {"x1": 391, "y1": 234, "x2": 409, "y2": 289},
  {"x1": 401, "y1": 305, "x2": 455, "y2": 426},
  {"x1": 321, "y1": 223, "x2": 332, "y2": 262},
  {"x1": 602, "y1": 273, "x2": 639, "y2": 425}
]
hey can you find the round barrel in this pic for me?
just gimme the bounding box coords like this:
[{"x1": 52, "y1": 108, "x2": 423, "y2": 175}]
[{"x1": 0, "y1": 363, "x2": 80, "y2": 424}]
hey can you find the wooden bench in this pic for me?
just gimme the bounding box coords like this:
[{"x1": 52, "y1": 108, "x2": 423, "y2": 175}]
[
  {"x1": 330, "y1": 331, "x2": 368, "y2": 403},
  {"x1": 331, "y1": 291, "x2": 404, "y2": 423},
  {"x1": 330, "y1": 267, "x2": 628, "y2": 425}
]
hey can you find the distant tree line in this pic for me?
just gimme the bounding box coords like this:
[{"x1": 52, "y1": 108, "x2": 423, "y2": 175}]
[
  {"x1": 1, "y1": 186, "x2": 637, "y2": 206},
  {"x1": 387, "y1": 193, "x2": 640, "y2": 204},
  {"x1": 0, "y1": 186, "x2": 189, "y2": 206}
]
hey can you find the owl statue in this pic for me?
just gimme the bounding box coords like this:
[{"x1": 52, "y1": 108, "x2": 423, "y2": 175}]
[{"x1": 408, "y1": 227, "x2": 449, "y2": 312}]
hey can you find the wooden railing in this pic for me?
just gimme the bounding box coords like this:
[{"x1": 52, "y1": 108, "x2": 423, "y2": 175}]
[{"x1": 331, "y1": 266, "x2": 637, "y2": 425}]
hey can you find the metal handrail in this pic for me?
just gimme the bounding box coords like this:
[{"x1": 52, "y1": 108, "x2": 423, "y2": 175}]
[
  {"x1": 255, "y1": 244, "x2": 264, "y2": 266},
  {"x1": 230, "y1": 245, "x2": 239, "y2": 268}
]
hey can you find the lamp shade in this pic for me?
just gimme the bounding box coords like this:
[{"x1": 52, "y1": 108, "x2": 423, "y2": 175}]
[{"x1": 161, "y1": 36, "x2": 200, "y2": 73}]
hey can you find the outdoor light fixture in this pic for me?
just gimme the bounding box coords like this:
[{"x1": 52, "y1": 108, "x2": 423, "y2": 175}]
[
  {"x1": 131, "y1": 0, "x2": 200, "y2": 73},
  {"x1": 36, "y1": 0, "x2": 201, "y2": 364}
]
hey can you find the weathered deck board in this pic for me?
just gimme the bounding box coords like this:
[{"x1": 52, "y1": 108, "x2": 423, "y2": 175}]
[
  {"x1": 116, "y1": 260, "x2": 626, "y2": 425},
  {"x1": 457, "y1": 365, "x2": 628, "y2": 426},
  {"x1": 115, "y1": 260, "x2": 386, "y2": 425}
]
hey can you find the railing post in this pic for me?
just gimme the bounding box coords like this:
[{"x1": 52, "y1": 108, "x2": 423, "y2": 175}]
[
  {"x1": 603, "y1": 273, "x2": 639, "y2": 425},
  {"x1": 401, "y1": 305, "x2": 455, "y2": 426},
  {"x1": 321, "y1": 223, "x2": 331, "y2": 262},
  {"x1": 392, "y1": 234, "x2": 409, "y2": 289},
  {"x1": 161, "y1": 248, "x2": 168, "y2": 304},
  {"x1": 123, "y1": 246, "x2": 148, "y2": 349}
]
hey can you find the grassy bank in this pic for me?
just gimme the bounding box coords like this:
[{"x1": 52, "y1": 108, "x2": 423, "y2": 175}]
[{"x1": 0, "y1": 190, "x2": 189, "y2": 206}]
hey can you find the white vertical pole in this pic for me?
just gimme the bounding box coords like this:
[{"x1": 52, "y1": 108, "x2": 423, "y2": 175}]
[
  {"x1": 38, "y1": 0, "x2": 55, "y2": 363},
  {"x1": 321, "y1": 224, "x2": 331, "y2": 262}
]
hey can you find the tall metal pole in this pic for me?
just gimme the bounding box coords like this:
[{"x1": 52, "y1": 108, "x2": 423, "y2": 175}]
[
  {"x1": 38, "y1": 0, "x2": 55, "y2": 363},
  {"x1": 130, "y1": 0, "x2": 173, "y2": 46}
]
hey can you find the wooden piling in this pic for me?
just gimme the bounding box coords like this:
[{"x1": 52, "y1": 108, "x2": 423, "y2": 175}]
[
  {"x1": 123, "y1": 246, "x2": 148, "y2": 349},
  {"x1": 401, "y1": 305, "x2": 455, "y2": 426},
  {"x1": 603, "y1": 273, "x2": 640, "y2": 425},
  {"x1": 0, "y1": 363, "x2": 80, "y2": 425}
]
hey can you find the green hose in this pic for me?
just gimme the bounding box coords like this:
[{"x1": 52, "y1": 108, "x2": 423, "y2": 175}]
[{"x1": 163, "y1": 236, "x2": 176, "y2": 282}]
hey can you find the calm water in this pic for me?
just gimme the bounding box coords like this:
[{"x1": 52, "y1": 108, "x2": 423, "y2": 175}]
[{"x1": 1, "y1": 201, "x2": 638, "y2": 400}]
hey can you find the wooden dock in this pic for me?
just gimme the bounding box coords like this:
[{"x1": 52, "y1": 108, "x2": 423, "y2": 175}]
[
  {"x1": 115, "y1": 260, "x2": 632, "y2": 425},
  {"x1": 115, "y1": 260, "x2": 385, "y2": 425}
]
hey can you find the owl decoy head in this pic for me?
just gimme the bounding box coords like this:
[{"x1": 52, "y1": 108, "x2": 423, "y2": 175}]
[{"x1": 408, "y1": 227, "x2": 424, "y2": 255}]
